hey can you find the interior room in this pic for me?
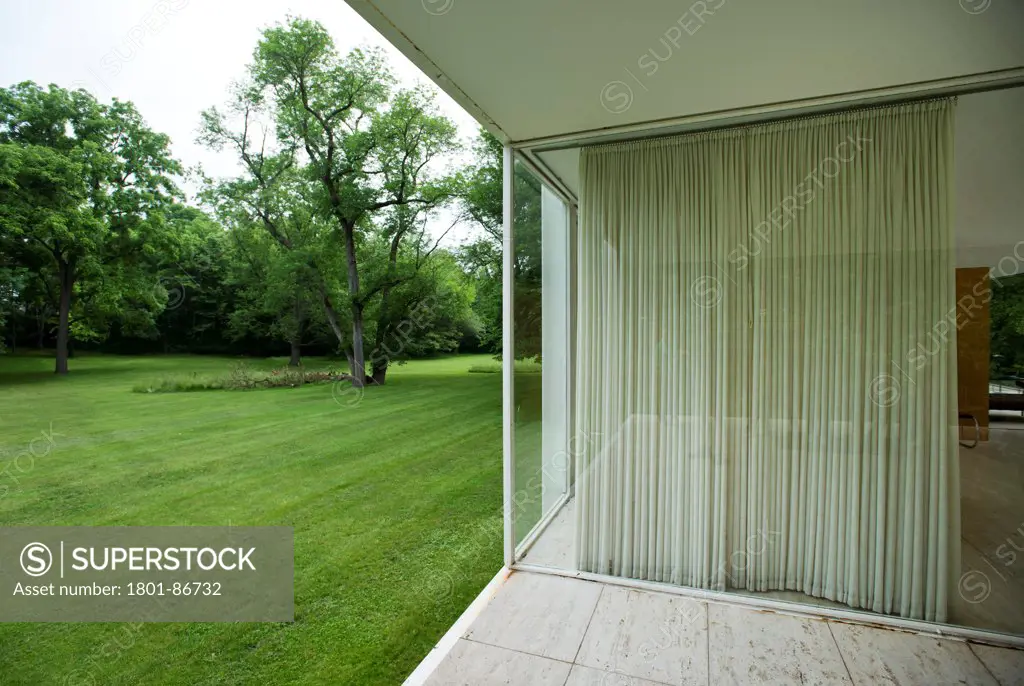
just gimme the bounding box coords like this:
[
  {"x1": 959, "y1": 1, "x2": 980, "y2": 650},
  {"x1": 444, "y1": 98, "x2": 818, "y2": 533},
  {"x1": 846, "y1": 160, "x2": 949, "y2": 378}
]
[{"x1": 513, "y1": 85, "x2": 1024, "y2": 638}]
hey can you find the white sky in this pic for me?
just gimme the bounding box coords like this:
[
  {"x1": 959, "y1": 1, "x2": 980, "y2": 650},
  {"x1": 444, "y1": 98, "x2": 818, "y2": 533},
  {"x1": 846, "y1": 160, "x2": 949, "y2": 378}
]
[{"x1": 0, "y1": 0, "x2": 483, "y2": 240}]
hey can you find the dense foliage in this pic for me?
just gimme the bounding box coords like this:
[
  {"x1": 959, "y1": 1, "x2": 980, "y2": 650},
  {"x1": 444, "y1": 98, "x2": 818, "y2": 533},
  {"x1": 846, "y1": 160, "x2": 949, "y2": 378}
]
[
  {"x1": 0, "y1": 83, "x2": 181, "y2": 371},
  {"x1": 0, "y1": 18, "x2": 505, "y2": 378},
  {"x1": 991, "y1": 273, "x2": 1024, "y2": 379}
]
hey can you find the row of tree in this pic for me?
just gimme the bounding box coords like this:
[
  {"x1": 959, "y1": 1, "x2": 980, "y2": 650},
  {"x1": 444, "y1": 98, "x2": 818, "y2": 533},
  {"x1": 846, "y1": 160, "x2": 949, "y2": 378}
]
[{"x1": 0, "y1": 17, "x2": 519, "y2": 383}]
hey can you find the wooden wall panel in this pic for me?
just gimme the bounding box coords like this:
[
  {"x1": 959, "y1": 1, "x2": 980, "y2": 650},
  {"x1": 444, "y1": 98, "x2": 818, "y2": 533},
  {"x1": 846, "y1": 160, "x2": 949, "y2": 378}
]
[{"x1": 956, "y1": 267, "x2": 990, "y2": 442}]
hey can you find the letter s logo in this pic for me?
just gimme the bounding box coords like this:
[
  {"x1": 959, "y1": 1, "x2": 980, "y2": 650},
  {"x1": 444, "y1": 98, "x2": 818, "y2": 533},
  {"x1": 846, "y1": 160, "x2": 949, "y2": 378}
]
[{"x1": 20, "y1": 542, "x2": 53, "y2": 577}]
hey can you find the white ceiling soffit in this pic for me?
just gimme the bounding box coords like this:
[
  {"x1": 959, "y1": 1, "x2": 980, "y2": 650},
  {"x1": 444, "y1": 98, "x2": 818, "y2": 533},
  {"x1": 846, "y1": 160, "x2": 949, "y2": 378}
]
[{"x1": 346, "y1": 0, "x2": 1024, "y2": 146}]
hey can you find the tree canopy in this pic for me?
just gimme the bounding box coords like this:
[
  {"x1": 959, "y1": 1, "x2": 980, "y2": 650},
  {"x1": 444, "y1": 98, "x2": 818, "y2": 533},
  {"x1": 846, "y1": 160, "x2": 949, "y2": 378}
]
[
  {"x1": 0, "y1": 82, "x2": 181, "y2": 372},
  {"x1": 0, "y1": 17, "x2": 502, "y2": 379},
  {"x1": 199, "y1": 17, "x2": 471, "y2": 384}
]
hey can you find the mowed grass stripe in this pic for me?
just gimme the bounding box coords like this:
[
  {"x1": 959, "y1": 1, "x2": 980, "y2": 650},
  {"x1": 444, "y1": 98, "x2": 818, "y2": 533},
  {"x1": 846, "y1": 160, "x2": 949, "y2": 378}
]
[{"x1": 0, "y1": 353, "x2": 503, "y2": 685}]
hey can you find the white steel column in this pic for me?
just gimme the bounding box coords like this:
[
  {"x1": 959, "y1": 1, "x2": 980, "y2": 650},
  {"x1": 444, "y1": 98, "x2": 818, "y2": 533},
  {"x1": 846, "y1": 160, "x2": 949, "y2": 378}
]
[
  {"x1": 568, "y1": 202, "x2": 578, "y2": 493},
  {"x1": 502, "y1": 144, "x2": 516, "y2": 567}
]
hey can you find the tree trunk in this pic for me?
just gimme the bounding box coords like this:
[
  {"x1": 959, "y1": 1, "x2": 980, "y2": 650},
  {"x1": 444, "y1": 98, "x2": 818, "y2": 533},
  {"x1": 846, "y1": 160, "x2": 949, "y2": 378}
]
[
  {"x1": 368, "y1": 299, "x2": 394, "y2": 386},
  {"x1": 350, "y1": 306, "x2": 366, "y2": 384},
  {"x1": 55, "y1": 260, "x2": 73, "y2": 375},
  {"x1": 367, "y1": 224, "x2": 406, "y2": 386},
  {"x1": 368, "y1": 301, "x2": 391, "y2": 386},
  {"x1": 317, "y1": 282, "x2": 348, "y2": 351},
  {"x1": 289, "y1": 339, "x2": 301, "y2": 367},
  {"x1": 369, "y1": 364, "x2": 387, "y2": 385},
  {"x1": 345, "y1": 349, "x2": 357, "y2": 379},
  {"x1": 343, "y1": 223, "x2": 366, "y2": 386},
  {"x1": 368, "y1": 326, "x2": 390, "y2": 385}
]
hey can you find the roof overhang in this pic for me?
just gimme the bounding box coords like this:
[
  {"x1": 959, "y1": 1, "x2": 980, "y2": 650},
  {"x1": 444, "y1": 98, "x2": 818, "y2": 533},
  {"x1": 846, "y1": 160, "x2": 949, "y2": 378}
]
[{"x1": 346, "y1": 0, "x2": 1024, "y2": 151}]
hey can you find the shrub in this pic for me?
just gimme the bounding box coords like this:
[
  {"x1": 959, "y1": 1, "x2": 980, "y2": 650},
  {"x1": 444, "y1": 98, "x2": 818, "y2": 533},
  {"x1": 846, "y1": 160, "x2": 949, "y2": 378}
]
[
  {"x1": 467, "y1": 360, "x2": 542, "y2": 374},
  {"x1": 132, "y1": 364, "x2": 347, "y2": 393},
  {"x1": 132, "y1": 372, "x2": 226, "y2": 393}
]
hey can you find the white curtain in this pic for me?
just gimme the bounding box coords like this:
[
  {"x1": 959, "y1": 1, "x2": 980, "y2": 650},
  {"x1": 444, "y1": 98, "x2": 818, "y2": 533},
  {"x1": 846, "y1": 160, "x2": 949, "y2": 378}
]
[{"x1": 573, "y1": 100, "x2": 960, "y2": 622}]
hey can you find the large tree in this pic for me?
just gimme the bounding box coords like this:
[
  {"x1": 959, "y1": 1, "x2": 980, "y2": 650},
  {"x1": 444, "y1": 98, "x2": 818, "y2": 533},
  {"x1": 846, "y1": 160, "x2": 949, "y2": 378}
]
[
  {"x1": 202, "y1": 17, "x2": 463, "y2": 384},
  {"x1": 196, "y1": 117, "x2": 350, "y2": 366},
  {"x1": 0, "y1": 83, "x2": 180, "y2": 373}
]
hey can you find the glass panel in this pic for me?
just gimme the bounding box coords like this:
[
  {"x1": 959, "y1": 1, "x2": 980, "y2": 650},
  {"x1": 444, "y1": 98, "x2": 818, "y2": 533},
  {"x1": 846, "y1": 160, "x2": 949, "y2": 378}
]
[
  {"x1": 511, "y1": 160, "x2": 570, "y2": 547},
  {"x1": 519, "y1": 98, "x2": 1024, "y2": 639},
  {"x1": 539, "y1": 186, "x2": 570, "y2": 519}
]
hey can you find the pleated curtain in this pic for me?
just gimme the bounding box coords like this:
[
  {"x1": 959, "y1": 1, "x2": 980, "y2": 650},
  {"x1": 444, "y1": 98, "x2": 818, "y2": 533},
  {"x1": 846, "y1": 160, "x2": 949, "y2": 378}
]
[{"x1": 573, "y1": 99, "x2": 960, "y2": 622}]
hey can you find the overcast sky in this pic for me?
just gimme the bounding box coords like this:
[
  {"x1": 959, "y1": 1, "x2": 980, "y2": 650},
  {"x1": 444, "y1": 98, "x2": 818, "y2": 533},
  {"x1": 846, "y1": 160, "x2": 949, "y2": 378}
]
[{"x1": 0, "y1": 0, "x2": 482, "y2": 238}]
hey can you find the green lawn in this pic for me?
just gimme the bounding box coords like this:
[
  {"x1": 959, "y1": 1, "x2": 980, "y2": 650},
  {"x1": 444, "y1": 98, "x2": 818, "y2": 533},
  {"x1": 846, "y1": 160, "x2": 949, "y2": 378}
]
[{"x1": 0, "y1": 353, "x2": 504, "y2": 685}]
